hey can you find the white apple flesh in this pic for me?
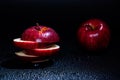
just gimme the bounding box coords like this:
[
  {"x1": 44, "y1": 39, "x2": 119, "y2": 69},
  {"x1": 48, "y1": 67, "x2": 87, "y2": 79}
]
[
  {"x1": 13, "y1": 38, "x2": 39, "y2": 49},
  {"x1": 15, "y1": 51, "x2": 39, "y2": 61}
]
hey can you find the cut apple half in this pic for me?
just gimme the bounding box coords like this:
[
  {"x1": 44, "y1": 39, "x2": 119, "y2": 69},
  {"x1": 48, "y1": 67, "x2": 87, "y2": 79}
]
[
  {"x1": 13, "y1": 38, "x2": 39, "y2": 49},
  {"x1": 25, "y1": 44, "x2": 60, "y2": 56}
]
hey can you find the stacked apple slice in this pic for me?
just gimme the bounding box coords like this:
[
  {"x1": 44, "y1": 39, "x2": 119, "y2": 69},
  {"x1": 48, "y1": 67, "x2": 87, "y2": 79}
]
[{"x1": 13, "y1": 24, "x2": 60, "y2": 62}]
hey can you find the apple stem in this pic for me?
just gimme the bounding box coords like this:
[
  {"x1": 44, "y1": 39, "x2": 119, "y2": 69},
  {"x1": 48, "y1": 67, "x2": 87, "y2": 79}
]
[
  {"x1": 36, "y1": 23, "x2": 40, "y2": 26},
  {"x1": 91, "y1": 25, "x2": 95, "y2": 30},
  {"x1": 35, "y1": 23, "x2": 41, "y2": 30},
  {"x1": 86, "y1": 25, "x2": 95, "y2": 30}
]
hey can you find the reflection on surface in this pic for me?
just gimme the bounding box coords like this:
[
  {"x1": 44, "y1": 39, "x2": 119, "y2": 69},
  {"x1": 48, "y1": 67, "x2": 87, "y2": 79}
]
[{"x1": 0, "y1": 56, "x2": 53, "y2": 69}]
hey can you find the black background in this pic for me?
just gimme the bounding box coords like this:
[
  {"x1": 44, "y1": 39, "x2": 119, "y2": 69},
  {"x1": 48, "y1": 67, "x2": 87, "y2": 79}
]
[
  {"x1": 0, "y1": 0, "x2": 119, "y2": 54},
  {"x1": 0, "y1": 0, "x2": 120, "y2": 80}
]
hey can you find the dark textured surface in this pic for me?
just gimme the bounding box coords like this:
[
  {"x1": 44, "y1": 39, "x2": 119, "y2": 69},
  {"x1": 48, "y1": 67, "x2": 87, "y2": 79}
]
[{"x1": 0, "y1": 42, "x2": 120, "y2": 80}]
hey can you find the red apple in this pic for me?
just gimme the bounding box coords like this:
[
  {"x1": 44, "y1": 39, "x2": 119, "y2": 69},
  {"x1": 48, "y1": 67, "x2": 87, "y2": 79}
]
[
  {"x1": 25, "y1": 44, "x2": 60, "y2": 56},
  {"x1": 13, "y1": 24, "x2": 60, "y2": 62},
  {"x1": 21, "y1": 24, "x2": 59, "y2": 44},
  {"x1": 13, "y1": 24, "x2": 59, "y2": 49},
  {"x1": 77, "y1": 19, "x2": 110, "y2": 51}
]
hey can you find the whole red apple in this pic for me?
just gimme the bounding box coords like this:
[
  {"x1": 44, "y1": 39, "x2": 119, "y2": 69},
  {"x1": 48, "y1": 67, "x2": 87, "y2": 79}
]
[{"x1": 77, "y1": 19, "x2": 110, "y2": 51}]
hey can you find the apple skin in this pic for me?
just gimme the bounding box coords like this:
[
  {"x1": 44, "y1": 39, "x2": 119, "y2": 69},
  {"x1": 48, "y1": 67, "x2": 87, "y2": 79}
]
[
  {"x1": 13, "y1": 38, "x2": 53, "y2": 49},
  {"x1": 21, "y1": 25, "x2": 59, "y2": 44},
  {"x1": 77, "y1": 19, "x2": 110, "y2": 51},
  {"x1": 25, "y1": 44, "x2": 60, "y2": 56},
  {"x1": 13, "y1": 38, "x2": 39, "y2": 49}
]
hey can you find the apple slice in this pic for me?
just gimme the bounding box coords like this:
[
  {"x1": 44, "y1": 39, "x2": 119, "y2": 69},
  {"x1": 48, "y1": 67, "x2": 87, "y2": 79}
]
[
  {"x1": 15, "y1": 51, "x2": 40, "y2": 61},
  {"x1": 25, "y1": 44, "x2": 60, "y2": 56},
  {"x1": 13, "y1": 38, "x2": 39, "y2": 49}
]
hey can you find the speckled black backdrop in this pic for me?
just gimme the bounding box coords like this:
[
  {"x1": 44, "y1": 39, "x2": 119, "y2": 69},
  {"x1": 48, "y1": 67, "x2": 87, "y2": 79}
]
[{"x1": 0, "y1": 0, "x2": 120, "y2": 80}]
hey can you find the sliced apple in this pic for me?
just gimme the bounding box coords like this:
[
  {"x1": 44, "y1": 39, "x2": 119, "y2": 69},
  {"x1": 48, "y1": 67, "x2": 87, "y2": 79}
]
[
  {"x1": 25, "y1": 44, "x2": 60, "y2": 56},
  {"x1": 21, "y1": 25, "x2": 60, "y2": 44},
  {"x1": 15, "y1": 51, "x2": 40, "y2": 61},
  {"x1": 13, "y1": 38, "x2": 39, "y2": 49},
  {"x1": 13, "y1": 38, "x2": 54, "y2": 49}
]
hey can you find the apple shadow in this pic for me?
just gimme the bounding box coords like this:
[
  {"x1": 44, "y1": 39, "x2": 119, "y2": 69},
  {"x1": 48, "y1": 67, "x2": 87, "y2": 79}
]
[{"x1": 0, "y1": 56, "x2": 53, "y2": 69}]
